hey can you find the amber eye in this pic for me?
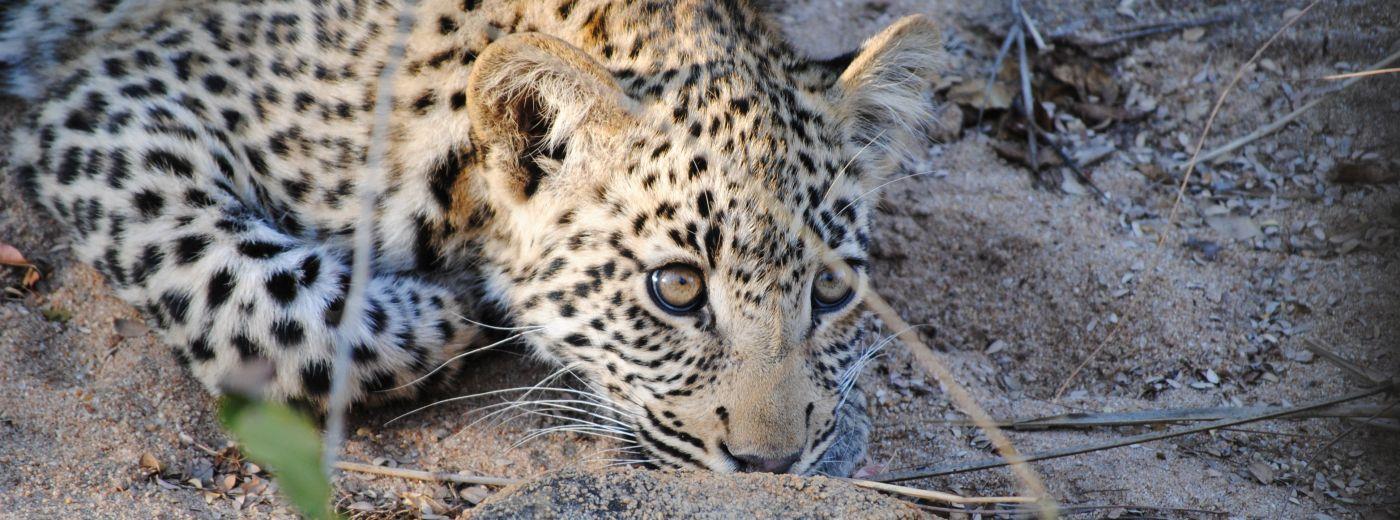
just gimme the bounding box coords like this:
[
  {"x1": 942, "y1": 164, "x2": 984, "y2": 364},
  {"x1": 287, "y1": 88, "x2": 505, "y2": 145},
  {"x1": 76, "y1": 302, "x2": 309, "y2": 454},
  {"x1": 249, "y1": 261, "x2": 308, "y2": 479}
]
[
  {"x1": 812, "y1": 262, "x2": 857, "y2": 312},
  {"x1": 648, "y1": 264, "x2": 706, "y2": 314}
]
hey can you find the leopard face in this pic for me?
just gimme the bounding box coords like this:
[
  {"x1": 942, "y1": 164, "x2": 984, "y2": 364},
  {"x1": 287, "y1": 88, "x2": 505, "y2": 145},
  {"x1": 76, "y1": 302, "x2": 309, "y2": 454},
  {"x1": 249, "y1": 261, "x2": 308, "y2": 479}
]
[{"x1": 460, "y1": 15, "x2": 943, "y2": 475}]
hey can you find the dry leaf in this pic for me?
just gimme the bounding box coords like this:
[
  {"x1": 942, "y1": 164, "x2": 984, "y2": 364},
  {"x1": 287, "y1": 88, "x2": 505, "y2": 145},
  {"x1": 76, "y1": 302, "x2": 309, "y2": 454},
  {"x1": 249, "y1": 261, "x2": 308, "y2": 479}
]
[
  {"x1": 946, "y1": 79, "x2": 1013, "y2": 111},
  {"x1": 1051, "y1": 60, "x2": 1119, "y2": 104},
  {"x1": 1182, "y1": 28, "x2": 1206, "y2": 42},
  {"x1": 0, "y1": 243, "x2": 28, "y2": 267},
  {"x1": 459, "y1": 485, "x2": 492, "y2": 504},
  {"x1": 139, "y1": 452, "x2": 164, "y2": 475}
]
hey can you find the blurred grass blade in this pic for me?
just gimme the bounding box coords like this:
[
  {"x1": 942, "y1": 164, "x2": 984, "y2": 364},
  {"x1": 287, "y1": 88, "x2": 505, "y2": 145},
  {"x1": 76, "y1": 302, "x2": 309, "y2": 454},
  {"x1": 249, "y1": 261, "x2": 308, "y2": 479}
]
[{"x1": 219, "y1": 395, "x2": 334, "y2": 519}]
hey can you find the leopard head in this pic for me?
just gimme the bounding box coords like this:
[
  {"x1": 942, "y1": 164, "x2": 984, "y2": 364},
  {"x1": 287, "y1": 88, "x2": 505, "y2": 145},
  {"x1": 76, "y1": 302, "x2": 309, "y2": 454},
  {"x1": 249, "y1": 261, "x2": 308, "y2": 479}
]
[{"x1": 459, "y1": 14, "x2": 942, "y2": 476}]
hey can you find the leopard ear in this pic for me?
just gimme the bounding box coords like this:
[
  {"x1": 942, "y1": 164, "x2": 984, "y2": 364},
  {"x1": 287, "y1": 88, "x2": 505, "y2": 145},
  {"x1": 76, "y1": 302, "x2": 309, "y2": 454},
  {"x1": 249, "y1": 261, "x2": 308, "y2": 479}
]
[
  {"x1": 831, "y1": 15, "x2": 945, "y2": 178},
  {"x1": 466, "y1": 33, "x2": 637, "y2": 202}
]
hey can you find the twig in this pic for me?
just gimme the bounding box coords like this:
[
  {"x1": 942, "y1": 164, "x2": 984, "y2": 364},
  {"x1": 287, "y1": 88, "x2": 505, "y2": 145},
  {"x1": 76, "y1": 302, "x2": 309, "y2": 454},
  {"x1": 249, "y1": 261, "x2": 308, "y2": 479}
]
[
  {"x1": 1322, "y1": 67, "x2": 1400, "y2": 80},
  {"x1": 325, "y1": 0, "x2": 421, "y2": 479},
  {"x1": 1345, "y1": 418, "x2": 1400, "y2": 432},
  {"x1": 1052, "y1": 1, "x2": 1321, "y2": 402},
  {"x1": 334, "y1": 460, "x2": 522, "y2": 487},
  {"x1": 978, "y1": 24, "x2": 1021, "y2": 125},
  {"x1": 1014, "y1": 5, "x2": 1039, "y2": 179},
  {"x1": 875, "y1": 383, "x2": 1391, "y2": 482},
  {"x1": 928, "y1": 403, "x2": 1400, "y2": 430},
  {"x1": 1302, "y1": 338, "x2": 1381, "y2": 387},
  {"x1": 1031, "y1": 120, "x2": 1106, "y2": 201},
  {"x1": 1182, "y1": 47, "x2": 1400, "y2": 169},
  {"x1": 1017, "y1": 5, "x2": 1048, "y2": 51},
  {"x1": 844, "y1": 478, "x2": 1036, "y2": 505},
  {"x1": 1304, "y1": 401, "x2": 1400, "y2": 467}
]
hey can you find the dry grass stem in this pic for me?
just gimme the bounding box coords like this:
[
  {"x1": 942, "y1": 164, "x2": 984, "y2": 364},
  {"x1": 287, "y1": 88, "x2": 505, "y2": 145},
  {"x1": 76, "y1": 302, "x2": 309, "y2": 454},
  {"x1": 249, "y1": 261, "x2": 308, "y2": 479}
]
[
  {"x1": 844, "y1": 477, "x2": 1037, "y2": 505},
  {"x1": 930, "y1": 403, "x2": 1400, "y2": 430},
  {"x1": 334, "y1": 461, "x2": 522, "y2": 487},
  {"x1": 325, "y1": 1, "x2": 422, "y2": 480},
  {"x1": 875, "y1": 384, "x2": 1393, "y2": 482},
  {"x1": 1302, "y1": 339, "x2": 1382, "y2": 387},
  {"x1": 1322, "y1": 67, "x2": 1400, "y2": 80}
]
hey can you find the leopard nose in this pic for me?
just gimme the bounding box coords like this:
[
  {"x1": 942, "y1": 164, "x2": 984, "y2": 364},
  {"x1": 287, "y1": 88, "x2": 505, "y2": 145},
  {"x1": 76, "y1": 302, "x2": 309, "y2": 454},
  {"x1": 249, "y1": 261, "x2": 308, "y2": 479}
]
[{"x1": 733, "y1": 451, "x2": 801, "y2": 473}]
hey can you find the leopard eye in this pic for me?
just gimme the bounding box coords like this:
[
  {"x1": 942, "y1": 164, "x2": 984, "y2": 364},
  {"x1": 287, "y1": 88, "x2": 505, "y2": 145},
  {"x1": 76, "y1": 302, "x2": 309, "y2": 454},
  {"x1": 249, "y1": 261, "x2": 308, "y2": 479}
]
[
  {"x1": 648, "y1": 264, "x2": 706, "y2": 314},
  {"x1": 812, "y1": 262, "x2": 856, "y2": 312}
]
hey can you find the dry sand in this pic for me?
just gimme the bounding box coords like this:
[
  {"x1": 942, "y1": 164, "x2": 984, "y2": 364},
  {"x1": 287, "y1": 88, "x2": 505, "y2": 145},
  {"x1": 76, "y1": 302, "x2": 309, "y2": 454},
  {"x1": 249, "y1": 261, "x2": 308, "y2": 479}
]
[{"x1": 1, "y1": 0, "x2": 1397, "y2": 518}]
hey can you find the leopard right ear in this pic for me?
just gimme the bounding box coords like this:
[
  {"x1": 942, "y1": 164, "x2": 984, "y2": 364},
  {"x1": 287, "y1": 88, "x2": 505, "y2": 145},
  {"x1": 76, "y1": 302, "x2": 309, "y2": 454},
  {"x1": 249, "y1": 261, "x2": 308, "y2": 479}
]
[
  {"x1": 830, "y1": 15, "x2": 945, "y2": 180},
  {"x1": 466, "y1": 33, "x2": 638, "y2": 204}
]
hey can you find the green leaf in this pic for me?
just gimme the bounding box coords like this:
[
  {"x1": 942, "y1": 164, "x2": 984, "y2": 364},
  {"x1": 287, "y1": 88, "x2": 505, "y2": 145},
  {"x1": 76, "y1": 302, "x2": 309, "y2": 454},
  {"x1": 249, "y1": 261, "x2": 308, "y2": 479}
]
[{"x1": 219, "y1": 395, "x2": 334, "y2": 519}]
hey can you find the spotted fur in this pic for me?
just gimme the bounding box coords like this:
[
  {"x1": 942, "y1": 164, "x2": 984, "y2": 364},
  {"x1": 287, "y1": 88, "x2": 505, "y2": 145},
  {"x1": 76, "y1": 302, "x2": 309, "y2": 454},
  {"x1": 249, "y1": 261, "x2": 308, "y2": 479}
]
[{"x1": 2, "y1": 0, "x2": 942, "y2": 476}]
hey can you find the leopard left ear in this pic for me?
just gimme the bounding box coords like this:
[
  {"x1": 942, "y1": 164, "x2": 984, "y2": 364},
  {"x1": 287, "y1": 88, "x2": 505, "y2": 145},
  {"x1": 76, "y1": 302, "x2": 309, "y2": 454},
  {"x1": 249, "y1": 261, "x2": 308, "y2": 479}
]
[
  {"x1": 466, "y1": 33, "x2": 638, "y2": 204},
  {"x1": 831, "y1": 15, "x2": 945, "y2": 178}
]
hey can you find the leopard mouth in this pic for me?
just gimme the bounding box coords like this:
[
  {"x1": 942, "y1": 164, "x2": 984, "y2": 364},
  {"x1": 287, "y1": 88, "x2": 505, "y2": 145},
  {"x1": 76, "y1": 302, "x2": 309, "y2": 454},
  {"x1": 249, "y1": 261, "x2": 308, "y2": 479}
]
[{"x1": 618, "y1": 393, "x2": 871, "y2": 477}]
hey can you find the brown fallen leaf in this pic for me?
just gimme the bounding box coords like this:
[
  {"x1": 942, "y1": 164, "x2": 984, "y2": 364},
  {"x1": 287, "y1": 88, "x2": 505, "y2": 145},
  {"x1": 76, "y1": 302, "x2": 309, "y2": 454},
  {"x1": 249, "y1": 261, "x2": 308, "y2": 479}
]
[
  {"x1": 459, "y1": 485, "x2": 492, "y2": 505},
  {"x1": 1328, "y1": 160, "x2": 1398, "y2": 184},
  {"x1": 139, "y1": 452, "x2": 164, "y2": 476},
  {"x1": 1050, "y1": 60, "x2": 1119, "y2": 104},
  {"x1": 946, "y1": 79, "x2": 1013, "y2": 111},
  {"x1": 0, "y1": 243, "x2": 28, "y2": 267}
]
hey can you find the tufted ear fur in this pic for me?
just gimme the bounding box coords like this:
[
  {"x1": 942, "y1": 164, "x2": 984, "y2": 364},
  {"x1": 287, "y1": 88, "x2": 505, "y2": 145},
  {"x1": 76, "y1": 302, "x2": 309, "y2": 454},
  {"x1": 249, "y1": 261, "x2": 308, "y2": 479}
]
[
  {"x1": 466, "y1": 33, "x2": 637, "y2": 203},
  {"x1": 831, "y1": 15, "x2": 945, "y2": 180}
]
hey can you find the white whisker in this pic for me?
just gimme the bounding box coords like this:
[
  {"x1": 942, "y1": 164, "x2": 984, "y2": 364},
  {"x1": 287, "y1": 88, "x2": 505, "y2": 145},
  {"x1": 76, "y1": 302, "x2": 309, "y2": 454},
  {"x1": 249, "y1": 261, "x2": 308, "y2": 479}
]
[
  {"x1": 820, "y1": 128, "x2": 890, "y2": 206},
  {"x1": 380, "y1": 329, "x2": 542, "y2": 393},
  {"x1": 450, "y1": 311, "x2": 542, "y2": 332},
  {"x1": 836, "y1": 170, "x2": 940, "y2": 216},
  {"x1": 384, "y1": 364, "x2": 583, "y2": 425}
]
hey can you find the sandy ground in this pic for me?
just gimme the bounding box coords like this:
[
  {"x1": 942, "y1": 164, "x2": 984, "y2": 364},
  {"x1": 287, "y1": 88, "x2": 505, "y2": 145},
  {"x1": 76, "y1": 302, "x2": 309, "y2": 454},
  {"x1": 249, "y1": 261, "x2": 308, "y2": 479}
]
[{"x1": 1, "y1": 0, "x2": 1397, "y2": 518}]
